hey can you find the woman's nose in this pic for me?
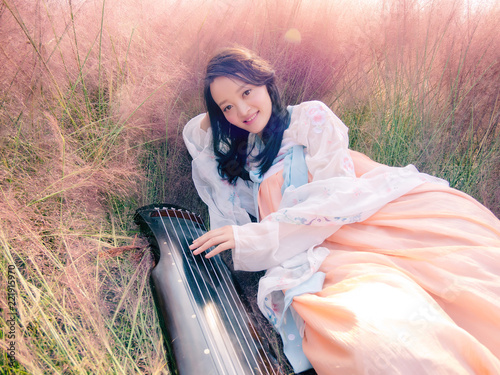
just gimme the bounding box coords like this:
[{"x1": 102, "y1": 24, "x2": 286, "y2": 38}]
[{"x1": 237, "y1": 102, "x2": 251, "y2": 118}]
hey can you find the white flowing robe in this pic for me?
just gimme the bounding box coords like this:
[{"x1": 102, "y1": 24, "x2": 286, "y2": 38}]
[{"x1": 183, "y1": 100, "x2": 447, "y2": 314}]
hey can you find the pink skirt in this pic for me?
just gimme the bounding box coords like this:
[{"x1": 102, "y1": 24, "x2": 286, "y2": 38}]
[{"x1": 258, "y1": 151, "x2": 500, "y2": 374}]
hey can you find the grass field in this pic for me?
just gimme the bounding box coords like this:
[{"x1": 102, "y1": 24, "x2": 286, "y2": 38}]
[{"x1": 1, "y1": 0, "x2": 498, "y2": 373}]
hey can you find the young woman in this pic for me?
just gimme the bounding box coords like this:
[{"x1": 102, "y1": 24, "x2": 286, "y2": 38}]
[{"x1": 183, "y1": 47, "x2": 500, "y2": 374}]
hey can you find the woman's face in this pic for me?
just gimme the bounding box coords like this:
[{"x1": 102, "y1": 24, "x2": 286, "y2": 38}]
[{"x1": 209, "y1": 76, "x2": 272, "y2": 136}]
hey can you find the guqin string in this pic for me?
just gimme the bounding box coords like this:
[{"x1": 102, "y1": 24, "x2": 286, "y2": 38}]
[{"x1": 134, "y1": 204, "x2": 279, "y2": 375}]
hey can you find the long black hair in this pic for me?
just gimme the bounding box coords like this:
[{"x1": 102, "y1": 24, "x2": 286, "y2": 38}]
[{"x1": 204, "y1": 47, "x2": 289, "y2": 184}]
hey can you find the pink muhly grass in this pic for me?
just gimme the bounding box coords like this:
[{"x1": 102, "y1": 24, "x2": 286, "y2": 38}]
[{"x1": 0, "y1": 0, "x2": 498, "y2": 373}]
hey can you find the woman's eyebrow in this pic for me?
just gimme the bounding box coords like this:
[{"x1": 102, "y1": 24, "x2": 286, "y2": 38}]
[{"x1": 217, "y1": 85, "x2": 249, "y2": 107}]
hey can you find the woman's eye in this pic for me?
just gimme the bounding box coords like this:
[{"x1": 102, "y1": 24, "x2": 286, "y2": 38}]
[
  {"x1": 243, "y1": 89, "x2": 251, "y2": 96},
  {"x1": 223, "y1": 105, "x2": 232, "y2": 112}
]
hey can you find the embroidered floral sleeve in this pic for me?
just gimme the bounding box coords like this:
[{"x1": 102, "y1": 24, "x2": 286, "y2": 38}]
[
  {"x1": 182, "y1": 114, "x2": 254, "y2": 228},
  {"x1": 290, "y1": 101, "x2": 355, "y2": 180}
]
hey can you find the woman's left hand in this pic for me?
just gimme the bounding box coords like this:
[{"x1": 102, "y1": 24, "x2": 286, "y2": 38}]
[{"x1": 188, "y1": 225, "x2": 235, "y2": 258}]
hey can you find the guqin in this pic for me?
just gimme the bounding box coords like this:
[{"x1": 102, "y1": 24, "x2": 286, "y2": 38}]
[{"x1": 135, "y1": 204, "x2": 279, "y2": 374}]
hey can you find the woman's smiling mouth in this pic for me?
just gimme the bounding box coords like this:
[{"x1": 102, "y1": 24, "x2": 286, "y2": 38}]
[{"x1": 244, "y1": 112, "x2": 258, "y2": 124}]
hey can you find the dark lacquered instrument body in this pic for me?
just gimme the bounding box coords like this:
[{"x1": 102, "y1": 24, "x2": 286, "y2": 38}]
[{"x1": 135, "y1": 204, "x2": 278, "y2": 375}]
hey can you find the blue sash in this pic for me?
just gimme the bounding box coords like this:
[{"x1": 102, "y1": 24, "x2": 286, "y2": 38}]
[{"x1": 248, "y1": 109, "x2": 323, "y2": 372}]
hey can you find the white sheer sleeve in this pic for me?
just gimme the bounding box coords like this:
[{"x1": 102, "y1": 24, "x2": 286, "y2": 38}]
[
  {"x1": 232, "y1": 101, "x2": 448, "y2": 271},
  {"x1": 182, "y1": 114, "x2": 254, "y2": 228}
]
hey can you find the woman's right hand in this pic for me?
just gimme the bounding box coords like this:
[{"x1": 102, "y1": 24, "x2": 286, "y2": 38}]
[
  {"x1": 189, "y1": 225, "x2": 235, "y2": 259},
  {"x1": 200, "y1": 114, "x2": 211, "y2": 131}
]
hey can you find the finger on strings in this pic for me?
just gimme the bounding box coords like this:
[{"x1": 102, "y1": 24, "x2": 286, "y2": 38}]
[
  {"x1": 205, "y1": 242, "x2": 232, "y2": 259},
  {"x1": 188, "y1": 235, "x2": 209, "y2": 251},
  {"x1": 190, "y1": 234, "x2": 221, "y2": 254},
  {"x1": 192, "y1": 245, "x2": 212, "y2": 256},
  {"x1": 189, "y1": 227, "x2": 227, "y2": 249},
  {"x1": 189, "y1": 228, "x2": 220, "y2": 249}
]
